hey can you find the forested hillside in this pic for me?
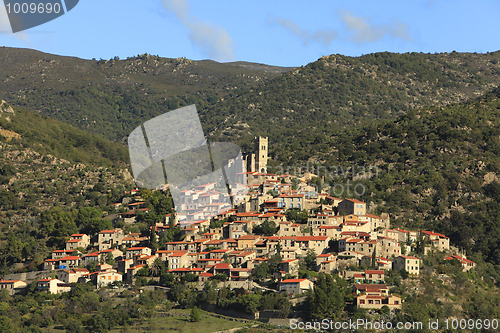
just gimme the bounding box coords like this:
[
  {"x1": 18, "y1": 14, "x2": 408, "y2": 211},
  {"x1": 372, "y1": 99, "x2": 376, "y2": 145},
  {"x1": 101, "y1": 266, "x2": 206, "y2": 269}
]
[
  {"x1": 0, "y1": 100, "x2": 131, "y2": 221},
  {"x1": 1, "y1": 48, "x2": 500, "y2": 155},
  {"x1": 208, "y1": 51, "x2": 500, "y2": 156},
  {"x1": 0, "y1": 48, "x2": 499, "y2": 331},
  {"x1": 0, "y1": 47, "x2": 289, "y2": 142},
  {"x1": 318, "y1": 88, "x2": 500, "y2": 265}
]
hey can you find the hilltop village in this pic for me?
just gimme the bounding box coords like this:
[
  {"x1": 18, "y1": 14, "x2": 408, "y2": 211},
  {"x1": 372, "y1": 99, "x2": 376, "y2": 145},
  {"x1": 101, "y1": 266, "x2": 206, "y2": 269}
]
[{"x1": 1, "y1": 138, "x2": 476, "y2": 316}]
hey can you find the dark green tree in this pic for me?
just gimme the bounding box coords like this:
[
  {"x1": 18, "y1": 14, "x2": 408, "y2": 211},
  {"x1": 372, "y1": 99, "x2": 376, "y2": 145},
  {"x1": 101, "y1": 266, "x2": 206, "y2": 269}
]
[
  {"x1": 305, "y1": 249, "x2": 317, "y2": 271},
  {"x1": 307, "y1": 273, "x2": 347, "y2": 320},
  {"x1": 190, "y1": 306, "x2": 201, "y2": 322}
]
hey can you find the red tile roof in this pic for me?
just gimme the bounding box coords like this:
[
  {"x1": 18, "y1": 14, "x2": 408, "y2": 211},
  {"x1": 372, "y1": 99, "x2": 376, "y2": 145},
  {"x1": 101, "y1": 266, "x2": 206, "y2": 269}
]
[
  {"x1": 99, "y1": 229, "x2": 121, "y2": 234},
  {"x1": 343, "y1": 198, "x2": 365, "y2": 204},
  {"x1": 126, "y1": 247, "x2": 149, "y2": 251},
  {"x1": 169, "y1": 251, "x2": 188, "y2": 257},
  {"x1": 399, "y1": 255, "x2": 420, "y2": 260},
  {"x1": 281, "y1": 278, "x2": 309, "y2": 283},
  {"x1": 365, "y1": 270, "x2": 384, "y2": 274},
  {"x1": 280, "y1": 259, "x2": 298, "y2": 263},
  {"x1": 294, "y1": 236, "x2": 328, "y2": 241},
  {"x1": 60, "y1": 256, "x2": 80, "y2": 260}
]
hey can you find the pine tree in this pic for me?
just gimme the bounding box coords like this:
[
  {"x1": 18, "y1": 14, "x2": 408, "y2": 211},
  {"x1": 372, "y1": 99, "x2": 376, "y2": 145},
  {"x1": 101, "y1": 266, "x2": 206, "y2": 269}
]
[
  {"x1": 190, "y1": 306, "x2": 201, "y2": 322},
  {"x1": 307, "y1": 273, "x2": 347, "y2": 320},
  {"x1": 371, "y1": 246, "x2": 376, "y2": 268},
  {"x1": 149, "y1": 227, "x2": 158, "y2": 251}
]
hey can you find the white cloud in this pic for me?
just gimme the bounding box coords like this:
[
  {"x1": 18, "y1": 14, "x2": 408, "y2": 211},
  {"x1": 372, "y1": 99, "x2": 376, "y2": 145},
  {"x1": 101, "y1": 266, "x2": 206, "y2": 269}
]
[
  {"x1": 162, "y1": 0, "x2": 234, "y2": 62},
  {"x1": 271, "y1": 17, "x2": 337, "y2": 46},
  {"x1": 339, "y1": 10, "x2": 411, "y2": 43}
]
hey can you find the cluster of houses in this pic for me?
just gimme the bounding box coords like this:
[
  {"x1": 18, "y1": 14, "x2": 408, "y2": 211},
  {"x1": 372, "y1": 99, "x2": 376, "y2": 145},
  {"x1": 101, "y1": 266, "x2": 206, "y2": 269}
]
[{"x1": 0, "y1": 138, "x2": 476, "y2": 312}]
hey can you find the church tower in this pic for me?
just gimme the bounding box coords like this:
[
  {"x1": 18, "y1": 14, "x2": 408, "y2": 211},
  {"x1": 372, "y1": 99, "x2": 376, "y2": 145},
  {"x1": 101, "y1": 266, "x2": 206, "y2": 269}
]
[{"x1": 255, "y1": 136, "x2": 268, "y2": 173}]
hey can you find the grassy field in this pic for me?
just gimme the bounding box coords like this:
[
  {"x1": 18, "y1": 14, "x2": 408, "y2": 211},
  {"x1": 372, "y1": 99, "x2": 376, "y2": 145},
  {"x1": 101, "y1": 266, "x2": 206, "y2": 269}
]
[
  {"x1": 116, "y1": 309, "x2": 254, "y2": 333},
  {"x1": 41, "y1": 308, "x2": 262, "y2": 333}
]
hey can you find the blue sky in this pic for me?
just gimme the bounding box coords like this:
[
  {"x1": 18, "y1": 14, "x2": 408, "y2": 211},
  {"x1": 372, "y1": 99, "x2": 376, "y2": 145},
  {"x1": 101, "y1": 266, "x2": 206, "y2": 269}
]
[{"x1": 1, "y1": 0, "x2": 499, "y2": 67}]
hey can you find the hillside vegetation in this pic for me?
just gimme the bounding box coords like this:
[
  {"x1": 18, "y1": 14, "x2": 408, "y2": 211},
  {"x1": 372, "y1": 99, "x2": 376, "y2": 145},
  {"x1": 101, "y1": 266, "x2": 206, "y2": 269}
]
[
  {"x1": 1, "y1": 48, "x2": 500, "y2": 155},
  {"x1": 208, "y1": 51, "x2": 500, "y2": 157},
  {"x1": 0, "y1": 100, "x2": 131, "y2": 221},
  {"x1": 0, "y1": 47, "x2": 289, "y2": 141},
  {"x1": 318, "y1": 88, "x2": 500, "y2": 265}
]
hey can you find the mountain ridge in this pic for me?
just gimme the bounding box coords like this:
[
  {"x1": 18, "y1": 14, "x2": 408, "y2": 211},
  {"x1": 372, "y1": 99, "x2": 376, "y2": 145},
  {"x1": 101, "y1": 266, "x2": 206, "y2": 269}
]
[{"x1": 2, "y1": 47, "x2": 500, "y2": 154}]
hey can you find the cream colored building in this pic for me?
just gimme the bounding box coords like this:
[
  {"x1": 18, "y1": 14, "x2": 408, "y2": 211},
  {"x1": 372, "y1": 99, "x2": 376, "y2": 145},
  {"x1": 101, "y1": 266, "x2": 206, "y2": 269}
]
[
  {"x1": 393, "y1": 255, "x2": 420, "y2": 276},
  {"x1": 279, "y1": 278, "x2": 314, "y2": 295},
  {"x1": 37, "y1": 278, "x2": 69, "y2": 294},
  {"x1": 125, "y1": 247, "x2": 152, "y2": 259},
  {"x1": 66, "y1": 234, "x2": 90, "y2": 251},
  {"x1": 0, "y1": 280, "x2": 27, "y2": 295},
  {"x1": 93, "y1": 270, "x2": 123, "y2": 288},
  {"x1": 57, "y1": 268, "x2": 90, "y2": 283},
  {"x1": 338, "y1": 199, "x2": 366, "y2": 216},
  {"x1": 98, "y1": 229, "x2": 125, "y2": 251}
]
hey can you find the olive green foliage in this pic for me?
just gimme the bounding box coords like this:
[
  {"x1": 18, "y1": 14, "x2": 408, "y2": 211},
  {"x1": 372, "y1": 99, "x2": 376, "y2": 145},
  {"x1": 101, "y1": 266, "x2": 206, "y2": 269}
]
[
  {"x1": 0, "y1": 48, "x2": 287, "y2": 141},
  {"x1": 252, "y1": 219, "x2": 277, "y2": 236},
  {"x1": 190, "y1": 306, "x2": 201, "y2": 322},
  {"x1": 251, "y1": 254, "x2": 282, "y2": 283},
  {"x1": 210, "y1": 51, "x2": 500, "y2": 163},
  {"x1": 329, "y1": 89, "x2": 500, "y2": 265},
  {"x1": 0, "y1": 102, "x2": 127, "y2": 165},
  {"x1": 307, "y1": 273, "x2": 348, "y2": 321},
  {"x1": 0, "y1": 206, "x2": 113, "y2": 269},
  {"x1": 285, "y1": 208, "x2": 308, "y2": 224}
]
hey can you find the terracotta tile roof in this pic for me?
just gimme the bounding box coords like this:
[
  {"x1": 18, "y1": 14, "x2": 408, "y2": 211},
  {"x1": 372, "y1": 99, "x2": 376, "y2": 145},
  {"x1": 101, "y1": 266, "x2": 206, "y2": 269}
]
[
  {"x1": 99, "y1": 229, "x2": 121, "y2": 234},
  {"x1": 281, "y1": 278, "x2": 309, "y2": 283},
  {"x1": 169, "y1": 251, "x2": 188, "y2": 257},
  {"x1": 280, "y1": 259, "x2": 298, "y2": 264},
  {"x1": 342, "y1": 198, "x2": 365, "y2": 204},
  {"x1": 294, "y1": 236, "x2": 328, "y2": 241},
  {"x1": 399, "y1": 255, "x2": 420, "y2": 260},
  {"x1": 126, "y1": 247, "x2": 149, "y2": 251},
  {"x1": 365, "y1": 270, "x2": 384, "y2": 274},
  {"x1": 422, "y1": 230, "x2": 448, "y2": 238},
  {"x1": 60, "y1": 256, "x2": 80, "y2": 260}
]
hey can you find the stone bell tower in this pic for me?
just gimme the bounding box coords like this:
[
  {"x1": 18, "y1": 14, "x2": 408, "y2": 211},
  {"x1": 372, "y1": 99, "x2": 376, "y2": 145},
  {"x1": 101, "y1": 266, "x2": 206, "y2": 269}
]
[{"x1": 255, "y1": 136, "x2": 268, "y2": 173}]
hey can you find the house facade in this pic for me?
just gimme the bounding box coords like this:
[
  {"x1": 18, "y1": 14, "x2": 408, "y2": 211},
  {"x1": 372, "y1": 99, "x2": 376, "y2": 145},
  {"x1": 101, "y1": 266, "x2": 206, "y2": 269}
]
[
  {"x1": 279, "y1": 278, "x2": 314, "y2": 295},
  {"x1": 393, "y1": 256, "x2": 420, "y2": 276}
]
